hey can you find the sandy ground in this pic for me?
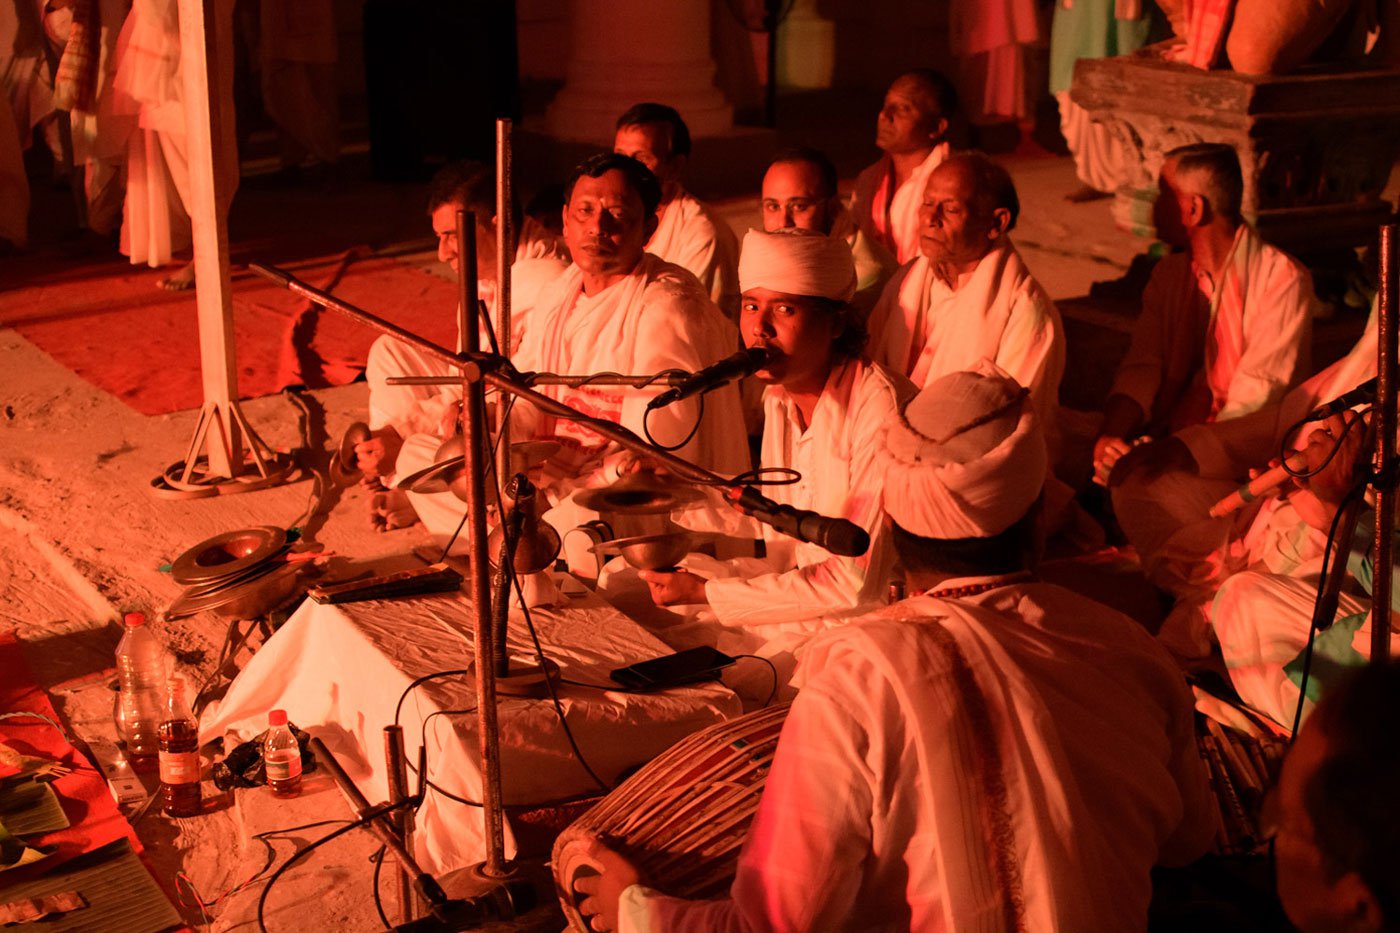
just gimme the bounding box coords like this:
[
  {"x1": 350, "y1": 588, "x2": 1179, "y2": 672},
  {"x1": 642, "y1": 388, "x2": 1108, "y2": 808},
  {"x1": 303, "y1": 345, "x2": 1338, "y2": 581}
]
[{"x1": 0, "y1": 152, "x2": 1140, "y2": 931}]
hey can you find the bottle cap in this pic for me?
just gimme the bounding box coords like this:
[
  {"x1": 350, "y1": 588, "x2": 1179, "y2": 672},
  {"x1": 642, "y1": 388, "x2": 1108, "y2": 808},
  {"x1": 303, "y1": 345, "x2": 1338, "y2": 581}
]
[
  {"x1": 123, "y1": 612, "x2": 146, "y2": 627},
  {"x1": 268, "y1": 709, "x2": 288, "y2": 727}
]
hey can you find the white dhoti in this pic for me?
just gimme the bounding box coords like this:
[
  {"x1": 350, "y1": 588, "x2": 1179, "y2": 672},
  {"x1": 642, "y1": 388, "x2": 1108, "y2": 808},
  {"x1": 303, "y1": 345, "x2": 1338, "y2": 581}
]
[{"x1": 1214, "y1": 571, "x2": 1392, "y2": 728}]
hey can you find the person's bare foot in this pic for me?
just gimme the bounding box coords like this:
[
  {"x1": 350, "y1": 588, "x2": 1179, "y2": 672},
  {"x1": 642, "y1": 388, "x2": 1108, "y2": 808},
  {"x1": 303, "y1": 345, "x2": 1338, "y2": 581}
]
[
  {"x1": 370, "y1": 488, "x2": 419, "y2": 531},
  {"x1": 1065, "y1": 184, "x2": 1111, "y2": 203},
  {"x1": 156, "y1": 262, "x2": 196, "y2": 291}
]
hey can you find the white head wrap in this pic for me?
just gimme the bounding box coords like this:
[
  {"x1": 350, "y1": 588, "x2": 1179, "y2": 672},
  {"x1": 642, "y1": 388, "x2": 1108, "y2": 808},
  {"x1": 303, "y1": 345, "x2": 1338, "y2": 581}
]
[
  {"x1": 881, "y1": 360, "x2": 1047, "y2": 539},
  {"x1": 738, "y1": 228, "x2": 857, "y2": 302}
]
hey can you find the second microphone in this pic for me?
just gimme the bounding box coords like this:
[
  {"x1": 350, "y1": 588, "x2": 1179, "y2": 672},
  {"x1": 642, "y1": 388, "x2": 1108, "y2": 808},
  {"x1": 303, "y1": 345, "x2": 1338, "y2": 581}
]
[{"x1": 647, "y1": 347, "x2": 771, "y2": 411}]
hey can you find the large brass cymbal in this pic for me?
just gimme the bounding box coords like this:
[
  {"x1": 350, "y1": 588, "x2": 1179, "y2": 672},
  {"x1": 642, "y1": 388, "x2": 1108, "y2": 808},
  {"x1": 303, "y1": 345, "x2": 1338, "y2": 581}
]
[
  {"x1": 574, "y1": 471, "x2": 704, "y2": 515},
  {"x1": 397, "y1": 437, "x2": 562, "y2": 499},
  {"x1": 171, "y1": 526, "x2": 288, "y2": 585}
]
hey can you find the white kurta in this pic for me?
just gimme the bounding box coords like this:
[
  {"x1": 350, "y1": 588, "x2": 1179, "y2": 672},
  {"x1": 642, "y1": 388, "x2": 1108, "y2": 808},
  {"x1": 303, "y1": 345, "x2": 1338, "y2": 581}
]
[
  {"x1": 398, "y1": 254, "x2": 751, "y2": 553},
  {"x1": 1111, "y1": 225, "x2": 1314, "y2": 434},
  {"x1": 850, "y1": 145, "x2": 950, "y2": 265},
  {"x1": 620, "y1": 581, "x2": 1216, "y2": 932},
  {"x1": 110, "y1": 0, "x2": 238, "y2": 269},
  {"x1": 366, "y1": 248, "x2": 570, "y2": 438},
  {"x1": 647, "y1": 189, "x2": 740, "y2": 320},
  {"x1": 513, "y1": 253, "x2": 750, "y2": 485},
  {"x1": 1112, "y1": 303, "x2": 1379, "y2": 663},
  {"x1": 701, "y1": 358, "x2": 913, "y2": 639},
  {"x1": 866, "y1": 242, "x2": 1065, "y2": 448}
]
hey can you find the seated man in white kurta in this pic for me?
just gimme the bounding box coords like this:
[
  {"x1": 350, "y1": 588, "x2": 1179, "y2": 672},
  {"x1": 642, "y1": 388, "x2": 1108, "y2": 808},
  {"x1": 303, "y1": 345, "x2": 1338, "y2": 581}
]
[
  {"x1": 866, "y1": 151, "x2": 1065, "y2": 447},
  {"x1": 760, "y1": 146, "x2": 896, "y2": 317},
  {"x1": 353, "y1": 160, "x2": 568, "y2": 527},
  {"x1": 573, "y1": 363, "x2": 1216, "y2": 933},
  {"x1": 1213, "y1": 407, "x2": 1400, "y2": 729},
  {"x1": 638, "y1": 228, "x2": 913, "y2": 671},
  {"x1": 614, "y1": 102, "x2": 740, "y2": 319},
  {"x1": 850, "y1": 70, "x2": 957, "y2": 265},
  {"x1": 1092, "y1": 143, "x2": 1315, "y2": 486},
  {"x1": 1107, "y1": 302, "x2": 1379, "y2": 667},
  {"x1": 393, "y1": 154, "x2": 751, "y2": 553}
]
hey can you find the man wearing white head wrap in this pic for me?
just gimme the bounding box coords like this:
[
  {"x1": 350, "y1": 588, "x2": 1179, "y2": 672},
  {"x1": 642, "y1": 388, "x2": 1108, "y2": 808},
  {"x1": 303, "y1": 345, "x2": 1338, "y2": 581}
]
[
  {"x1": 639, "y1": 228, "x2": 913, "y2": 674},
  {"x1": 575, "y1": 364, "x2": 1215, "y2": 933},
  {"x1": 883, "y1": 359, "x2": 1047, "y2": 539}
]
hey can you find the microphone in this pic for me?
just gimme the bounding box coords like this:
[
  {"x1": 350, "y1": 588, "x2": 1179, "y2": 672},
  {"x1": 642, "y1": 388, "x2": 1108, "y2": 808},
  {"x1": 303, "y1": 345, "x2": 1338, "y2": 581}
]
[
  {"x1": 1306, "y1": 377, "x2": 1376, "y2": 421},
  {"x1": 735, "y1": 487, "x2": 869, "y2": 557},
  {"x1": 647, "y1": 347, "x2": 769, "y2": 411}
]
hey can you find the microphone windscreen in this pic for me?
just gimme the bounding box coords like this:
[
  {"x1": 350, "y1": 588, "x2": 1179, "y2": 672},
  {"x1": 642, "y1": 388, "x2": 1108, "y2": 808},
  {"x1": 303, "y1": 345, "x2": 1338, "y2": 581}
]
[{"x1": 817, "y1": 520, "x2": 869, "y2": 557}]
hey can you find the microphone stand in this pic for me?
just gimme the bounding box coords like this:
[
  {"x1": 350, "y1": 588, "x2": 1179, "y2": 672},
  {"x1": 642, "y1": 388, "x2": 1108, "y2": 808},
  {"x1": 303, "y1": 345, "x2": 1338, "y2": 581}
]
[
  {"x1": 246, "y1": 257, "x2": 868, "y2": 885},
  {"x1": 1373, "y1": 223, "x2": 1396, "y2": 661},
  {"x1": 1308, "y1": 222, "x2": 1396, "y2": 667},
  {"x1": 308, "y1": 737, "x2": 533, "y2": 930}
]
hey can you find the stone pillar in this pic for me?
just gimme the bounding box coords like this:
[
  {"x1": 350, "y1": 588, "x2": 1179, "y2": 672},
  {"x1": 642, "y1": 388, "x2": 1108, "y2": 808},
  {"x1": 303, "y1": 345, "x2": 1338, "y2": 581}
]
[{"x1": 546, "y1": 0, "x2": 733, "y2": 143}]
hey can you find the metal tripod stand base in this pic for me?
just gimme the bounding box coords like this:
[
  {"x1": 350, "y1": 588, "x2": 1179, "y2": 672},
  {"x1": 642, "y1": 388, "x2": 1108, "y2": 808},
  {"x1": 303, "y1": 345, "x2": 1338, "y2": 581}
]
[
  {"x1": 150, "y1": 399, "x2": 305, "y2": 499},
  {"x1": 468, "y1": 657, "x2": 561, "y2": 698}
]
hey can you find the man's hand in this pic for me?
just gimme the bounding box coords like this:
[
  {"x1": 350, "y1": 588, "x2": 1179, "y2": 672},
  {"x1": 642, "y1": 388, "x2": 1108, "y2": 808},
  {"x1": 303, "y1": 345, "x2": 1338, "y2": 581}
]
[
  {"x1": 572, "y1": 836, "x2": 643, "y2": 933},
  {"x1": 1103, "y1": 436, "x2": 1196, "y2": 488},
  {"x1": 437, "y1": 401, "x2": 465, "y2": 439},
  {"x1": 354, "y1": 427, "x2": 403, "y2": 482},
  {"x1": 1091, "y1": 434, "x2": 1134, "y2": 487},
  {"x1": 638, "y1": 568, "x2": 708, "y2": 607},
  {"x1": 1291, "y1": 410, "x2": 1369, "y2": 530}
]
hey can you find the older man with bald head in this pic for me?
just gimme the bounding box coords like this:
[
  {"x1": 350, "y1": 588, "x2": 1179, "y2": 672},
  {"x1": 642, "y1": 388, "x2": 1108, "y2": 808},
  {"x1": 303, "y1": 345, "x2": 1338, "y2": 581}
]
[
  {"x1": 1093, "y1": 142, "x2": 1316, "y2": 487},
  {"x1": 760, "y1": 147, "x2": 896, "y2": 315},
  {"x1": 850, "y1": 70, "x2": 958, "y2": 264},
  {"x1": 866, "y1": 151, "x2": 1064, "y2": 445}
]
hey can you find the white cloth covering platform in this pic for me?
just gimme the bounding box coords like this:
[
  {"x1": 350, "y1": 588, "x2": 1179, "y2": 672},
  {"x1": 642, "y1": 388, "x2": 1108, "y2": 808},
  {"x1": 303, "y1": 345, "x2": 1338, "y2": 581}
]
[{"x1": 198, "y1": 583, "x2": 742, "y2": 873}]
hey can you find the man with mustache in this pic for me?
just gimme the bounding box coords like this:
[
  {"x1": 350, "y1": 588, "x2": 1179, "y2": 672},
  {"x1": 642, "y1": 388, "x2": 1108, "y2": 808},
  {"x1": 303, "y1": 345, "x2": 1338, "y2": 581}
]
[{"x1": 396, "y1": 153, "x2": 751, "y2": 554}]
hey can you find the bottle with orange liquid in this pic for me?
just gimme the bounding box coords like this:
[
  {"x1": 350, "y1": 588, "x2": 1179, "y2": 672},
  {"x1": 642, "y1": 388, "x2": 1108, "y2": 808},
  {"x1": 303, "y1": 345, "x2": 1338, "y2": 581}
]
[{"x1": 158, "y1": 677, "x2": 202, "y2": 817}]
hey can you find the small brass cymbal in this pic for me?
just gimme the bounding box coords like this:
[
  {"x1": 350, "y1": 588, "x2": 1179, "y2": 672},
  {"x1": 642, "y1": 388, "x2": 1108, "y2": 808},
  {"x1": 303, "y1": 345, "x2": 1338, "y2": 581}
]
[
  {"x1": 574, "y1": 471, "x2": 704, "y2": 515},
  {"x1": 330, "y1": 421, "x2": 372, "y2": 485}
]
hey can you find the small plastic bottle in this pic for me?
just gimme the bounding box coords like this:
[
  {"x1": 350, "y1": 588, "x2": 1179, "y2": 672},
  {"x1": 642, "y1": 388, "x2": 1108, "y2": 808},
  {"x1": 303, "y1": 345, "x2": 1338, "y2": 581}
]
[
  {"x1": 114, "y1": 612, "x2": 164, "y2": 765},
  {"x1": 263, "y1": 709, "x2": 303, "y2": 798},
  {"x1": 158, "y1": 677, "x2": 202, "y2": 817}
]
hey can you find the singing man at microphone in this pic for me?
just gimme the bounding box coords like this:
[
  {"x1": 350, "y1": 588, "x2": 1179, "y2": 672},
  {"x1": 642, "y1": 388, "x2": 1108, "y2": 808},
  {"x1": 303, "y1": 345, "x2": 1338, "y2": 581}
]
[{"x1": 638, "y1": 228, "x2": 914, "y2": 675}]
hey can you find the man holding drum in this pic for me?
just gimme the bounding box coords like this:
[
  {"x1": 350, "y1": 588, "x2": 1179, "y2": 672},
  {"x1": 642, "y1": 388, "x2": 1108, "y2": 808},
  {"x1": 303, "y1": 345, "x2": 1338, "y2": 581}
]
[{"x1": 577, "y1": 363, "x2": 1215, "y2": 932}]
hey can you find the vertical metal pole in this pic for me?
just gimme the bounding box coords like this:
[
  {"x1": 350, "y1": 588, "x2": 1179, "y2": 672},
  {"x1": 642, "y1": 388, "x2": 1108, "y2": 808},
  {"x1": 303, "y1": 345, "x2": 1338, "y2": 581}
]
[
  {"x1": 383, "y1": 726, "x2": 414, "y2": 923},
  {"x1": 1373, "y1": 223, "x2": 1397, "y2": 662},
  {"x1": 459, "y1": 211, "x2": 509, "y2": 876},
  {"x1": 495, "y1": 119, "x2": 514, "y2": 503}
]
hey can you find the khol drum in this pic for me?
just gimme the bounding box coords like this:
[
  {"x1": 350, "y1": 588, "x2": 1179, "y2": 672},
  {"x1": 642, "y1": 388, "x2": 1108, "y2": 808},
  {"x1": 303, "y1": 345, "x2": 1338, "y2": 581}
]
[{"x1": 552, "y1": 704, "x2": 791, "y2": 930}]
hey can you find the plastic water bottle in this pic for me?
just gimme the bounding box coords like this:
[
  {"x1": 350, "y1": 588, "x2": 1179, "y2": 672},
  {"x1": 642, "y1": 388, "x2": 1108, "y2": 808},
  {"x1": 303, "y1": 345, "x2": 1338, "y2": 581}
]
[
  {"x1": 114, "y1": 612, "x2": 164, "y2": 765},
  {"x1": 262, "y1": 710, "x2": 302, "y2": 798},
  {"x1": 158, "y1": 677, "x2": 202, "y2": 817}
]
